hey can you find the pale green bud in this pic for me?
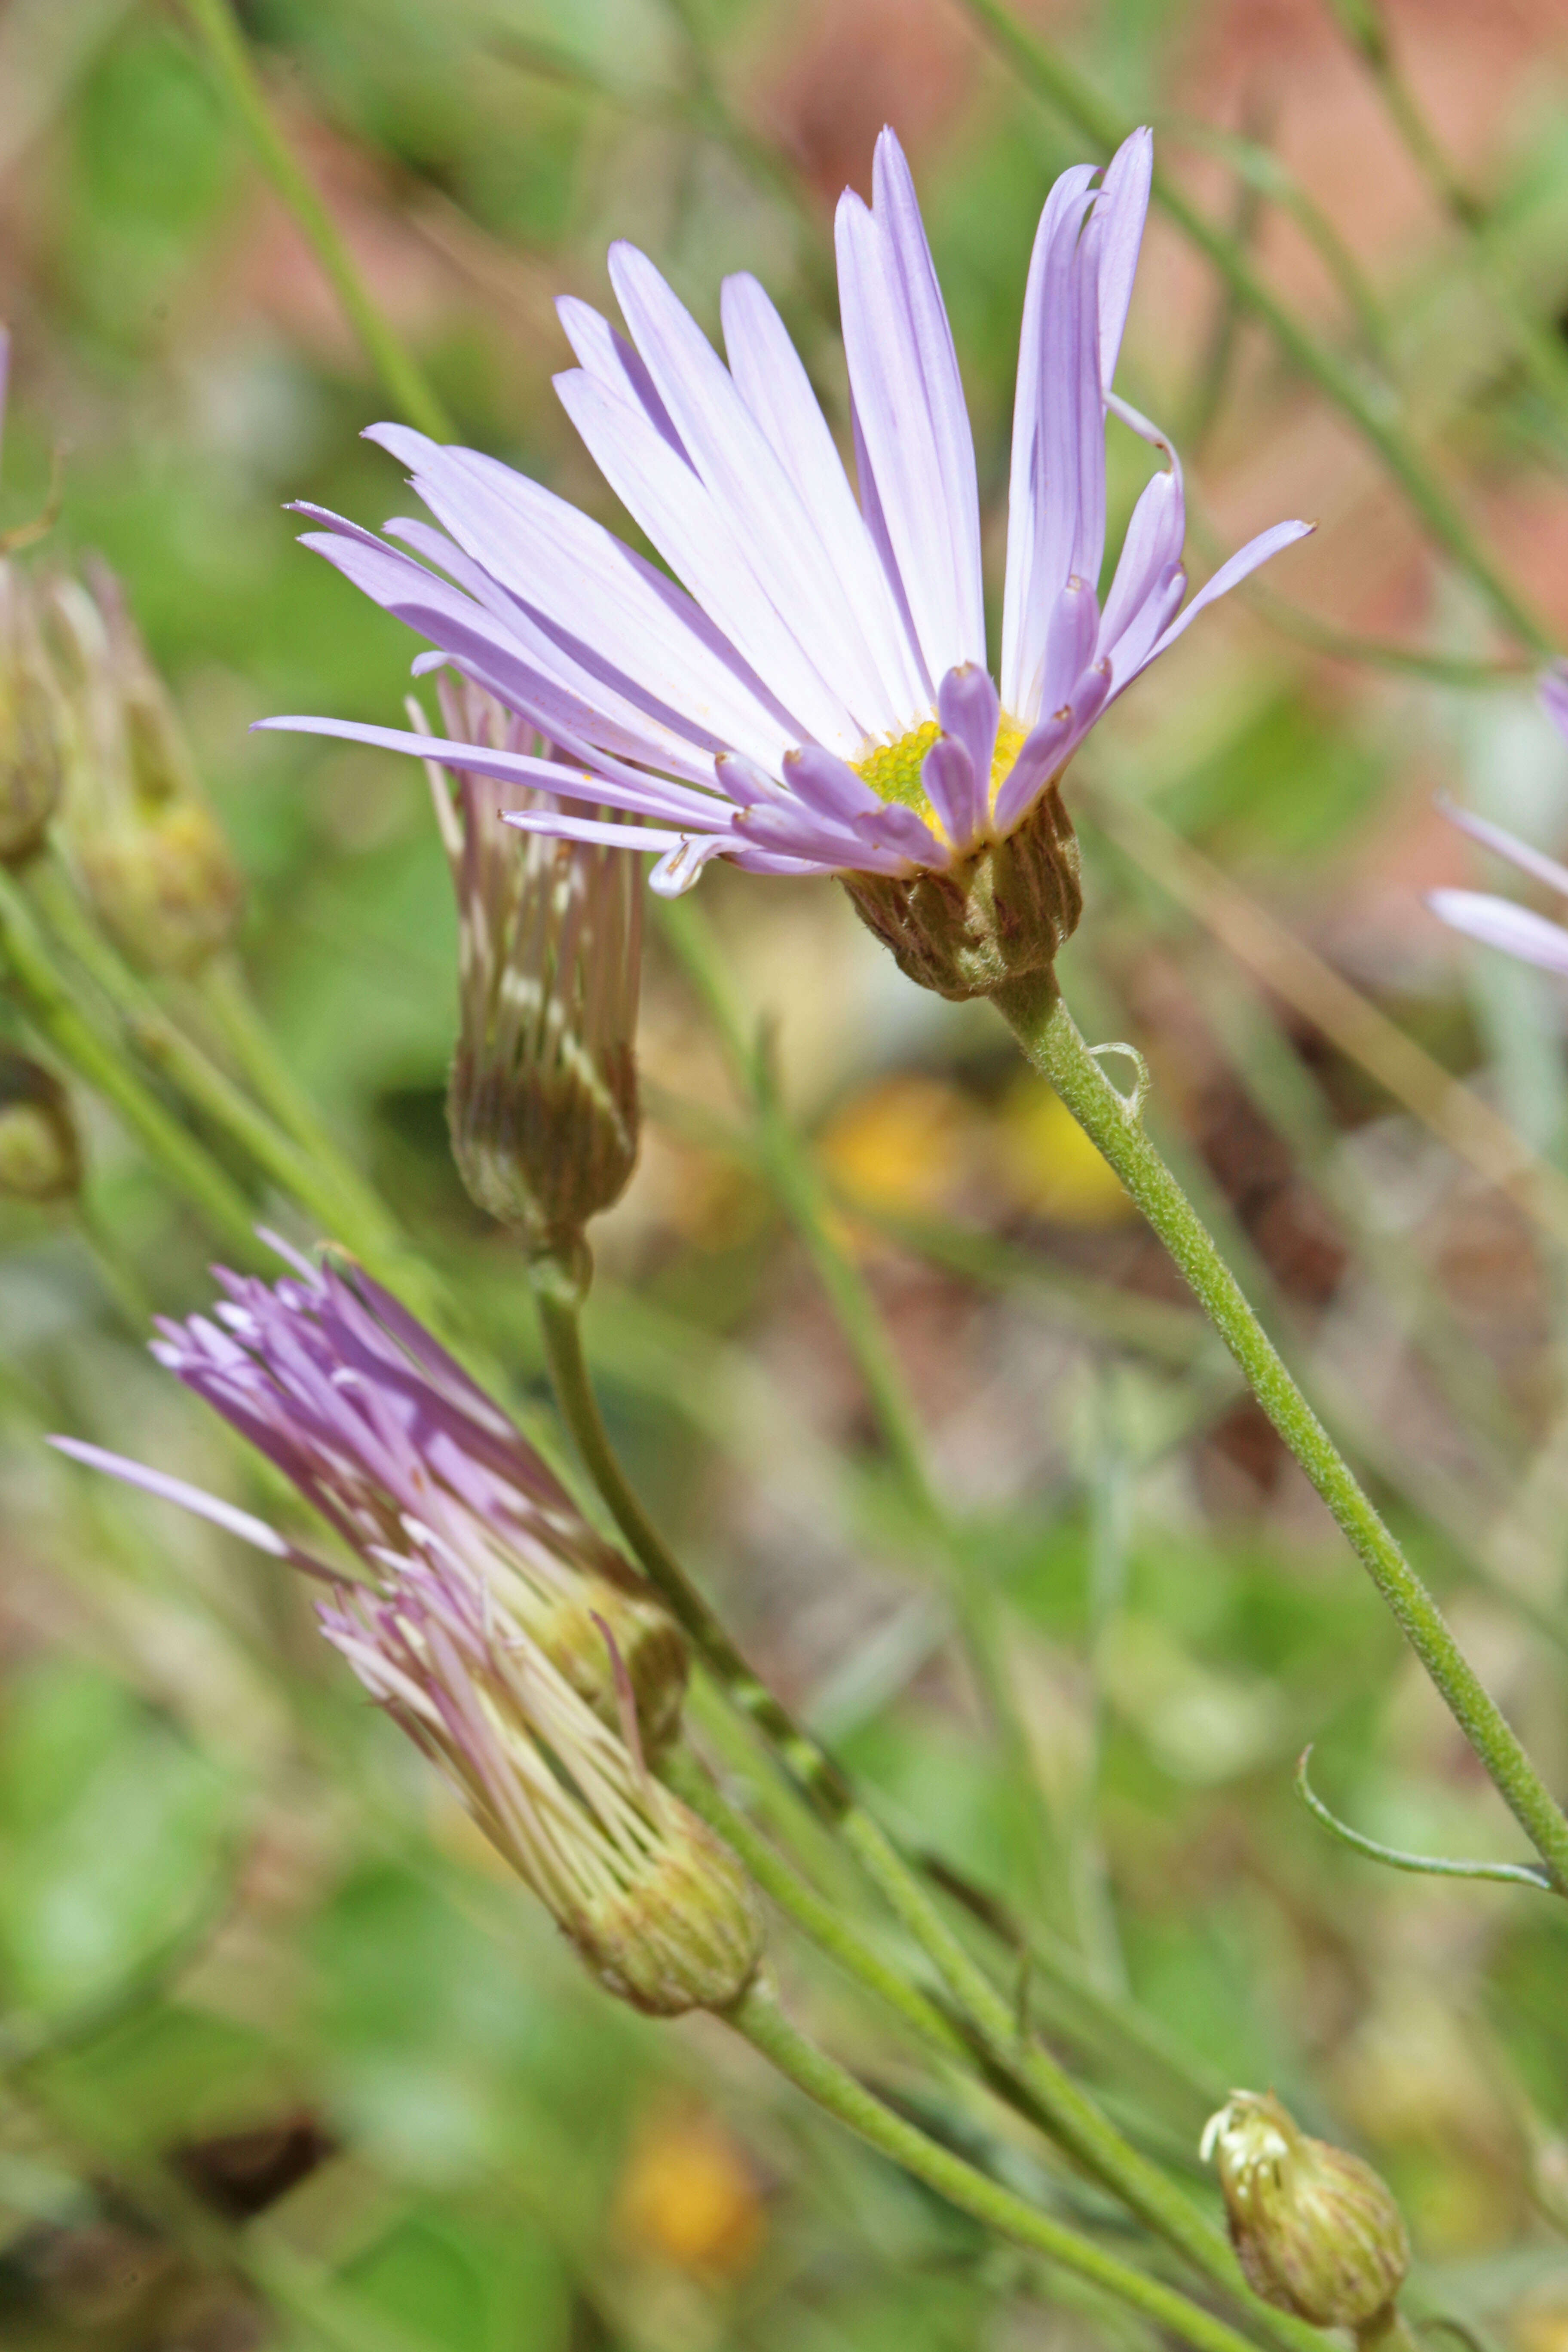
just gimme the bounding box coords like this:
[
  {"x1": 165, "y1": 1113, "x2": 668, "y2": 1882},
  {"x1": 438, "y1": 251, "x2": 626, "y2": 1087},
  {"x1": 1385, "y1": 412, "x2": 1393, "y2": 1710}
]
[
  {"x1": 327, "y1": 1577, "x2": 759, "y2": 2017},
  {"x1": 1202, "y1": 2092, "x2": 1409, "y2": 2331},
  {"x1": 49, "y1": 569, "x2": 243, "y2": 974},
  {"x1": 576, "y1": 1798, "x2": 763, "y2": 2017},
  {"x1": 75, "y1": 803, "x2": 244, "y2": 977},
  {"x1": 0, "y1": 565, "x2": 67, "y2": 864},
  {"x1": 0, "y1": 1050, "x2": 80, "y2": 1202}
]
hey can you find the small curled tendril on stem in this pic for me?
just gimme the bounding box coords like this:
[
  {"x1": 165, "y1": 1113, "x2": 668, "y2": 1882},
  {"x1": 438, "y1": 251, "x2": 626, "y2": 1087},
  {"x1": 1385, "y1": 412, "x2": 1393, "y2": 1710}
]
[
  {"x1": 1088, "y1": 1040, "x2": 1150, "y2": 1120},
  {"x1": 1295, "y1": 1748, "x2": 1554, "y2": 1891}
]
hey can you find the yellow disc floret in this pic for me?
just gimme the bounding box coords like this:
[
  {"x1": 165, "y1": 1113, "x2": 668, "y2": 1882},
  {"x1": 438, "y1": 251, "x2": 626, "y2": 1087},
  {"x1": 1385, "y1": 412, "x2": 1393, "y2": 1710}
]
[
  {"x1": 991, "y1": 714, "x2": 1027, "y2": 787},
  {"x1": 854, "y1": 718, "x2": 940, "y2": 814},
  {"x1": 853, "y1": 710, "x2": 1030, "y2": 842}
]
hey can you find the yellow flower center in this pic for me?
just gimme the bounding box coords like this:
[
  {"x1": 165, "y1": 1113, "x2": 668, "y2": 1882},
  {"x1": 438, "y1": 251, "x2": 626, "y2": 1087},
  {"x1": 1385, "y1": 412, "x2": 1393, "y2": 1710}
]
[{"x1": 852, "y1": 712, "x2": 1029, "y2": 842}]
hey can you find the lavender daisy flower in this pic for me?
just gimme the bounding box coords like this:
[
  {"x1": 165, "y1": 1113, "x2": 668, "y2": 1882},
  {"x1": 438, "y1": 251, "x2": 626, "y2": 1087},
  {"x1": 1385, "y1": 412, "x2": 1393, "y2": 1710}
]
[
  {"x1": 419, "y1": 677, "x2": 640, "y2": 1256},
  {"x1": 258, "y1": 128, "x2": 1309, "y2": 997},
  {"x1": 1429, "y1": 669, "x2": 1568, "y2": 978},
  {"x1": 51, "y1": 1236, "x2": 687, "y2": 1749}
]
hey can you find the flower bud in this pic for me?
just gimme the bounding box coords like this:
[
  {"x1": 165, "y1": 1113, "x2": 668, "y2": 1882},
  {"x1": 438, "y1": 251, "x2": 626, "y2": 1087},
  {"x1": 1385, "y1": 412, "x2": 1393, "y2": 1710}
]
[
  {"x1": 578, "y1": 1800, "x2": 763, "y2": 2017},
  {"x1": 424, "y1": 679, "x2": 640, "y2": 1255},
  {"x1": 0, "y1": 565, "x2": 67, "y2": 864},
  {"x1": 75, "y1": 803, "x2": 244, "y2": 977},
  {"x1": 49, "y1": 568, "x2": 243, "y2": 974},
  {"x1": 1201, "y1": 2092, "x2": 1409, "y2": 2331},
  {"x1": 841, "y1": 781, "x2": 1082, "y2": 1001},
  {"x1": 0, "y1": 1049, "x2": 80, "y2": 1201}
]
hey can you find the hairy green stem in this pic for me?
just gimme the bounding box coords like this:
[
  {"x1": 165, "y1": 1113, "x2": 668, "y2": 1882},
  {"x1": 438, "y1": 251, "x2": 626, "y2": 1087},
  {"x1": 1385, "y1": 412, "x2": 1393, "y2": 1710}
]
[
  {"x1": 830, "y1": 1802, "x2": 1290, "y2": 2324},
  {"x1": 686, "y1": 1669, "x2": 1223, "y2": 2118},
  {"x1": 995, "y1": 975, "x2": 1568, "y2": 1894},
  {"x1": 728, "y1": 1976, "x2": 1276, "y2": 2352},
  {"x1": 178, "y1": 0, "x2": 453, "y2": 442},
  {"x1": 918, "y1": 1851, "x2": 1223, "y2": 2114},
  {"x1": 954, "y1": 0, "x2": 1552, "y2": 649},
  {"x1": 674, "y1": 1743, "x2": 1219, "y2": 2156}
]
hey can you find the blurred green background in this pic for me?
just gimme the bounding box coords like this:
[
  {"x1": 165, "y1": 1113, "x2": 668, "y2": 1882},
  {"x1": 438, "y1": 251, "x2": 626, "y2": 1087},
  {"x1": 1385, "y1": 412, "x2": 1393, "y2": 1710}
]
[{"x1": 9, "y1": 0, "x2": 1568, "y2": 2344}]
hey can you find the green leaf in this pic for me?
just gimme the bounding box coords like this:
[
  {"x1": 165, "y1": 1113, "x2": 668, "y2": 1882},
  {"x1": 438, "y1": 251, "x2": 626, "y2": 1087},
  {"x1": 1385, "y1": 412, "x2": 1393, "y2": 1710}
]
[
  {"x1": 337, "y1": 2205, "x2": 570, "y2": 2352},
  {"x1": 0, "y1": 1664, "x2": 230, "y2": 2012}
]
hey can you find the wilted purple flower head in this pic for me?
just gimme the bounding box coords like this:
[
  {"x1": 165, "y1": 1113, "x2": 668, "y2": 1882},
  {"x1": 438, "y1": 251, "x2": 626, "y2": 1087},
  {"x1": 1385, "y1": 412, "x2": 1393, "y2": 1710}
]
[
  {"x1": 420, "y1": 677, "x2": 641, "y2": 1256},
  {"x1": 257, "y1": 129, "x2": 1308, "y2": 955},
  {"x1": 1429, "y1": 669, "x2": 1568, "y2": 978},
  {"x1": 52, "y1": 1237, "x2": 686, "y2": 1749}
]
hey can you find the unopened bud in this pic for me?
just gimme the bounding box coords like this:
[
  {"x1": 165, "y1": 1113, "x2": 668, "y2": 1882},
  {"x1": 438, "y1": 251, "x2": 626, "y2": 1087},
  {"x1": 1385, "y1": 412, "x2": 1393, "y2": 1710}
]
[
  {"x1": 75, "y1": 802, "x2": 243, "y2": 976},
  {"x1": 842, "y1": 783, "x2": 1082, "y2": 1001},
  {"x1": 1202, "y1": 2092, "x2": 1409, "y2": 2332},
  {"x1": 579, "y1": 1800, "x2": 763, "y2": 2017},
  {"x1": 424, "y1": 679, "x2": 640, "y2": 1255},
  {"x1": 0, "y1": 565, "x2": 66, "y2": 863},
  {"x1": 0, "y1": 1050, "x2": 81, "y2": 1201},
  {"x1": 49, "y1": 568, "x2": 242, "y2": 973}
]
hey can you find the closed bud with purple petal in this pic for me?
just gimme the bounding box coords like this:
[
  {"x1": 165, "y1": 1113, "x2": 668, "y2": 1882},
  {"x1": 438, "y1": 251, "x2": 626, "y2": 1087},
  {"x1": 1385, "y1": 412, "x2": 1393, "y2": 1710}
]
[
  {"x1": 52, "y1": 1236, "x2": 688, "y2": 1752},
  {"x1": 49, "y1": 565, "x2": 243, "y2": 975},
  {"x1": 421, "y1": 677, "x2": 640, "y2": 1256}
]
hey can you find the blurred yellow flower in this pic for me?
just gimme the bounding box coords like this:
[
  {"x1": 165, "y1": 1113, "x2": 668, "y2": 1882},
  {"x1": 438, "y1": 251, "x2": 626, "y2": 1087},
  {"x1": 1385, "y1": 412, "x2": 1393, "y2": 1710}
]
[
  {"x1": 1516, "y1": 2292, "x2": 1568, "y2": 2352},
  {"x1": 614, "y1": 2107, "x2": 766, "y2": 2279},
  {"x1": 818, "y1": 1075, "x2": 979, "y2": 1216},
  {"x1": 997, "y1": 1077, "x2": 1132, "y2": 1225}
]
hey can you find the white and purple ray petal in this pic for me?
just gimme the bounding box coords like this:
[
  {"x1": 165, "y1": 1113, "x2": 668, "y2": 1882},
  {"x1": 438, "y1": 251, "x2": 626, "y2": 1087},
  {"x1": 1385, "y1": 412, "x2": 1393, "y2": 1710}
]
[{"x1": 1428, "y1": 672, "x2": 1568, "y2": 977}]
